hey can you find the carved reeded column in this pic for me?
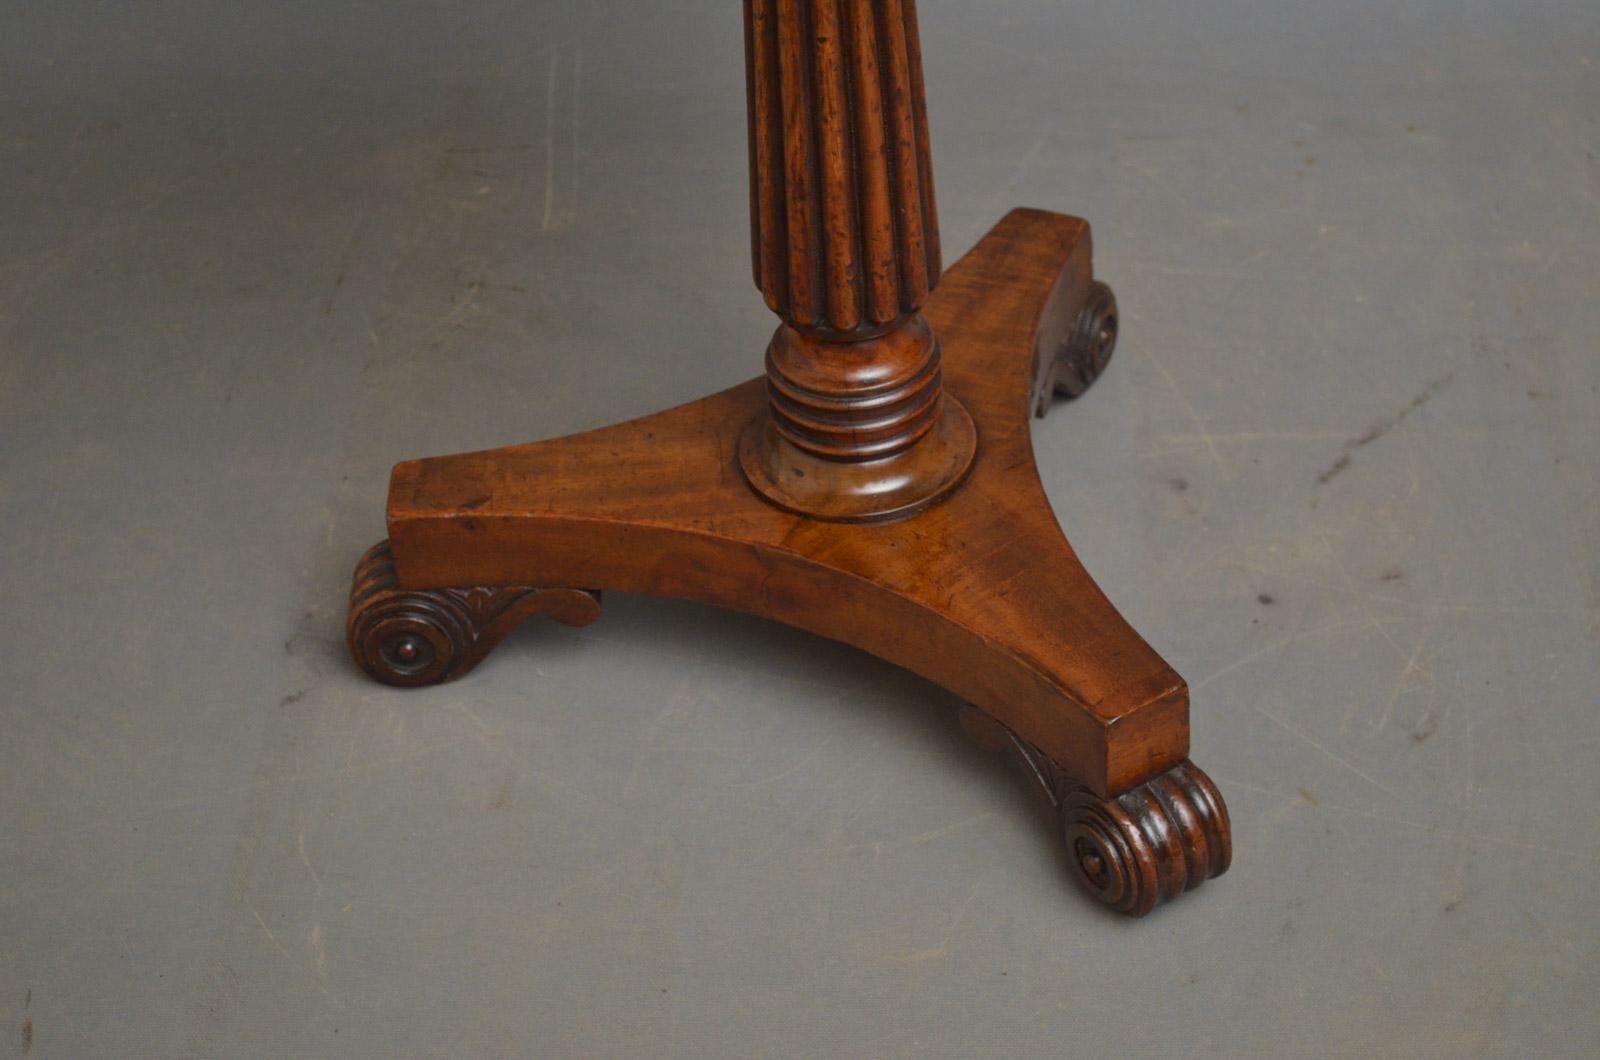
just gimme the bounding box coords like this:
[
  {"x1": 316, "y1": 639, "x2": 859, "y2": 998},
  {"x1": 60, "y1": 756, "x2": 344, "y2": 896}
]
[{"x1": 737, "y1": 0, "x2": 977, "y2": 522}]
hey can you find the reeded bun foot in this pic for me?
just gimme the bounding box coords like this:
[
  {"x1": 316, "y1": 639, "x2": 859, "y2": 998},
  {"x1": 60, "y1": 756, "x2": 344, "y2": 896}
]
[{"x1": 962, "y1": 705, "x2": 1230, "y2": 916}]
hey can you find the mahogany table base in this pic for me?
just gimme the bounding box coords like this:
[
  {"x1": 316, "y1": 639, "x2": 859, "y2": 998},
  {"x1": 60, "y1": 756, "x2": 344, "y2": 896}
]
[{"x1": 346, "y1": 208, "x2": 1231, "y2": 916}]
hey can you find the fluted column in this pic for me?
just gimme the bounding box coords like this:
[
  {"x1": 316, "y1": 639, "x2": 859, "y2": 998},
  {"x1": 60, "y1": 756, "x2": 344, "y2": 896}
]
[
  {"x1": 743, "y1": 0, "x2": 955, "y2": 470},
  {"x1": 746, "y1": 0, "x2": 942, "y2": 335}
]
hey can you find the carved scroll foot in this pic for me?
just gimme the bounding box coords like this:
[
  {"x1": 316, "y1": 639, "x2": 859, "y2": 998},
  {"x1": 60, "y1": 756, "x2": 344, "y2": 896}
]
[
  {"x1": 1034, "y1": 280, "x2": 1119, "y2": 417},
  {"x1": 962, "y1": 706, "x2": 1231, "y2": 917},
  {"x1": 346, "y1": 541, "x2": 602, "y2": 687}
]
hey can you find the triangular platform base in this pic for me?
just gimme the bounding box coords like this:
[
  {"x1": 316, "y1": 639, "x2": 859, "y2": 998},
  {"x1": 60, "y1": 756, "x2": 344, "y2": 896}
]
[{"x1": 346, "y1": 209, "x2": 1230, "y2": 916}]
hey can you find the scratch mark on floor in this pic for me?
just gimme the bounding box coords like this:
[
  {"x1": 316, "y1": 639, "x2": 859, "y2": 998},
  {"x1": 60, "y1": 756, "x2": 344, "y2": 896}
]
[
  {"x1": 906, "y1": 812, "x2": 996, "y2": 846},
  {"x1": 1377, "y1": 621, "x2": 1437, "y2": 731},
  {"x1": 446, "y1": 700, "x2": 509, "y2": 751},
  {"x1": 321, "y1": 210, "x2": 370, "y2": 316},
  {"x1": 308, "y1": 922, "x2": 327, "y2": 978},
  {"x1": 877, "y1": 945, "x2": 949, "y2": 966},
  {"x1": 1329, "y1": 551, "x2": 1422, "y2": 734},
  {"x1": 1154, "y1": 430, "x2": 1352, "y2": 447},
  {"x1": 541, "y1": 49, "x2": 561, "y2": 231},
  {"x1": 1317, "y1": 369, "x2": 1457, "y2": 485},
  {"x1": 1140, "y1": 345, "x2": 1232, "y2": 478},
  {"x1": 747, "y1": 731, "x2": 840, "y2": 787},
  {"x1": 251, "y1": 908, "x2": 293, "y2": 961},
  {"x1": 297, "y1": 827, "x2": 324, "y2": 898},
  {"x1": 569, "y1": 42, "x2": 583, "y2": 216},
  {"x1": 1189, "y1": 617, "x2": 1362, "y2": 692},
  {"x1": 1126, "y1": 259, "x2": 1258, "y2": 281},
  {"x1": 619, "y1": 676, "x2": 693, "y2": 799},
  {"x1": 1251, "y1": 700, "x2": 1400, "y2": 796},
  {"x1": 1216, "y1": 775, "x2": 1600, "y2": 866}
]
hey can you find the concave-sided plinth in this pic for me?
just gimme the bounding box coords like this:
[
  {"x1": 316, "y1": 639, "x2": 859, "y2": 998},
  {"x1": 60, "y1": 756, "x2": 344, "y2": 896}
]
[
  {"x1": 345, "y1": 0, "x2": 1229, "y2": 917},
  {"x1": 347, "y1": 209, "x2": 1231, "y2": 915}
]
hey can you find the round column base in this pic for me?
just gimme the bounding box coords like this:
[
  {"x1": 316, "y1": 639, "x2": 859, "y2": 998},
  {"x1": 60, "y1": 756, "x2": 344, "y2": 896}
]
[{"x1": 737, "y1": 397, "x2": 978, "y2": 523}]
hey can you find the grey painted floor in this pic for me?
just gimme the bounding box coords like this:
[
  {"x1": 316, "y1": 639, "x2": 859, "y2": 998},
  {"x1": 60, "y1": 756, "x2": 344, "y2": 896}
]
[{"x1": 3, "y1": 2, "x2": 1597, "y2": 1057}]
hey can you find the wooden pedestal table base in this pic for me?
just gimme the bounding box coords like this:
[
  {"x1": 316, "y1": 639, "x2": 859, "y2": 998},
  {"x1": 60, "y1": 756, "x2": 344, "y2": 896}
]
[{"x1": 346, "y1": 209, "x2": 1231, "y2": 916}]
